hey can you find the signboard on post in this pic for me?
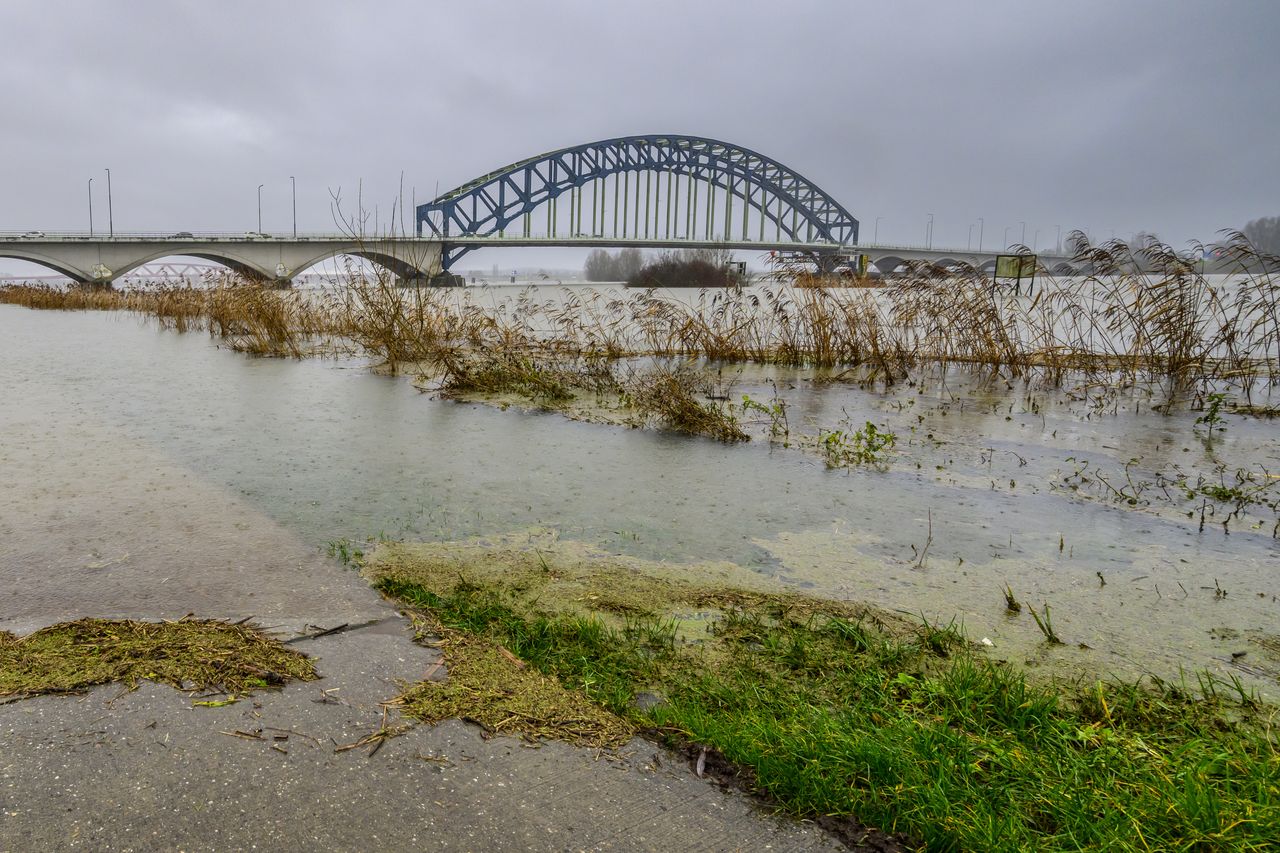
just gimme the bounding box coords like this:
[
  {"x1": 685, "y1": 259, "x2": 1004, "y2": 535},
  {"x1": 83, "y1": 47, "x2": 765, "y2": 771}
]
[{"x1": 994, "y1": 254, "x2": 1037, "y2": 293}]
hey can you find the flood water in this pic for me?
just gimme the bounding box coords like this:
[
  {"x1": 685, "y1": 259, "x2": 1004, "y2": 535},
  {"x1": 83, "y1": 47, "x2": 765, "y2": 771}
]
[{"x1": 2, "y1": 299, "x2": 1278, "y2": 696}]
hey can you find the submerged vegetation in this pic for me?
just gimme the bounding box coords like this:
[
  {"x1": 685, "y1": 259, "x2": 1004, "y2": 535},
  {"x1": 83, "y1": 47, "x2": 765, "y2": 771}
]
[
  {"x1": 5, "y1": 235, "x2": 1278, "y2": 508},
  {"x1": 3, "y1": 231, "x2": 1277, "y2": 464},
  {"x1": 367, "y1": 542, "x2": 1280, "y2": 852},
  {"x1": 2, "y1": 232, "x2": 1276, "y2": 398},
  {"x1": 0, "y1": 618, "x2": 317, "y2": 699}
]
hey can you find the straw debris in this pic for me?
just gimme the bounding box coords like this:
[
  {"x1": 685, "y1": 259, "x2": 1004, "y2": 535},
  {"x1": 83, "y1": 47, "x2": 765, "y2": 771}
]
[
  {"x1": 0, "y1": 618, "x2": 317, "y2": 700},
  {"x1": 393, "y1": 612, "x2": 633, "y2": 749}
]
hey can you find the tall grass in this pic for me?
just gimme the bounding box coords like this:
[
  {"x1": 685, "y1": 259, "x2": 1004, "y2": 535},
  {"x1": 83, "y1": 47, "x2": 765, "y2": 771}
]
[{"x1": 3, "y1": 231, "x2": 1276, "y2": 405}]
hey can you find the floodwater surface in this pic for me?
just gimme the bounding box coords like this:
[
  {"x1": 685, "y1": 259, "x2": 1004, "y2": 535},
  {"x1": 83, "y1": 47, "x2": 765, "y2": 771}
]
[{"x1": 2, "y1": 303, "x2": 1278, "y2": 696}]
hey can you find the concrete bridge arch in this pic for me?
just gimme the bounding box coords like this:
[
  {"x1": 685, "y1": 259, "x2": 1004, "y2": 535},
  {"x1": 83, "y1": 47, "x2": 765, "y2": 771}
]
[
  {"x1": 111, "y1": 247, "x2": 278, "y2": 282},
  {"x1": 285, "y1": 244, "x2": 438, "y2": 283},
  {"x1": 871, "y1": 256, "x2": 907, "y2": 275},
  {"x1": 0, "y1": 238, "x2": 443, "y2": 285},
  {"x1": 0, "y1": 248, "x2": 96, "y2": 282}
]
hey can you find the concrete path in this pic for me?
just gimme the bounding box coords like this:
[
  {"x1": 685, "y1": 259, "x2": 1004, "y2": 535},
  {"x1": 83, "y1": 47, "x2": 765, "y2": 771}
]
[{"x1": 2, "y1": 623, "x2": 842, "y2": 851}]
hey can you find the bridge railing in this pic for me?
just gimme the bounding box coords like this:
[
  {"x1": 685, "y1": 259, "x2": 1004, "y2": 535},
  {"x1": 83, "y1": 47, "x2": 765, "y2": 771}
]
[{"x1": 0, "y1": 231, "x2": 1070, "y2": 259}]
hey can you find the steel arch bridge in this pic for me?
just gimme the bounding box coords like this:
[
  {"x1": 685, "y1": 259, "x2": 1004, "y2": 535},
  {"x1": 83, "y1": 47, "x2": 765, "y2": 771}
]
[{"x1": 416, "y1": 134, "x2": 860, "y2": 269}]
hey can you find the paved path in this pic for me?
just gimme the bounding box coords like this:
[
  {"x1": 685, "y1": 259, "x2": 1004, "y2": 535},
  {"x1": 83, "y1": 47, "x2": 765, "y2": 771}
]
[{"x1": 2, "y1": 625, "x2": 842, "y2": 851}]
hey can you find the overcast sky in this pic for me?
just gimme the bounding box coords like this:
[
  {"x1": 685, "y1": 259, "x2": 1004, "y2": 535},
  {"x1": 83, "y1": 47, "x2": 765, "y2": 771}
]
[{"x1": 2, "y1": 0, "x2": 1278, "y2": 272}]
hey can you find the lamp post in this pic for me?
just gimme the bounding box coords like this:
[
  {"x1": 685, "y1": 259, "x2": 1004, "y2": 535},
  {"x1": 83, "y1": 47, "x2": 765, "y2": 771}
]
[
  {"x1": 1033, "y1": 229, "x2": 1040, "y2": 251},
  {"x1": 87, "y1": 178, "x2": 94, "y2": 237},
  {"x1": 105, "y1": 168, "x2": 113, "y2": 238},
  {"x1": 874, "y1": 216, "x2": 882, "y2": 243},
  {"x1": 926, "y1": 213, "x2": 934, "y2": 249},
  {"x1": 978, "y1": 217, "x2": 984, "y2": 252},
  {"x1": 290, "y1": 176, "x2": 296, "y2": 238},
  {"x1": 967, "y1": 223, "x2": 974, "y2": 250},
  {"x1": 257, "y1": 184, "x2": 264, "y2": 234},
  {"x1": 1056, "y1": 224, "x2": 1062, "y2": 253},
  {"x1": 1004, "y1": 226, "x2": 1011, "y2": 248}
]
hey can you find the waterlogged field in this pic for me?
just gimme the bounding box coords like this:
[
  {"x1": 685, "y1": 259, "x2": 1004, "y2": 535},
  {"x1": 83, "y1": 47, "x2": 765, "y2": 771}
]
[{"x1": 3, "y1": 243, "x2": 1279, "y2": 849}]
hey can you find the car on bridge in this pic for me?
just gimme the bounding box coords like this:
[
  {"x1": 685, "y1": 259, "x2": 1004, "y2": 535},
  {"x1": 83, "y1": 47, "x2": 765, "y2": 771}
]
[{"x1": 169, "y1": 231, "x2": 193, "y2": 239}]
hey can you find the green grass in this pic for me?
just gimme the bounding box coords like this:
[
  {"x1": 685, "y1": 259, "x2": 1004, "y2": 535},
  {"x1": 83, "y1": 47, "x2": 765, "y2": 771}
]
[{"x1": 377, "y1": 575, "x2": 1280, "y2": 852}]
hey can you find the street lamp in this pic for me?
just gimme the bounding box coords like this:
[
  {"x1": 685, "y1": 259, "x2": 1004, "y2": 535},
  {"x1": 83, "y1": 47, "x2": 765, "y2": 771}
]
[
  {"x1": 874, "y1": 216, "x2": 882, "y2": 243},
  {"x1": 977, "y1": 217, "x2": 984, "y2": 252},
  {"x1": 967, "y1": 223, "x2": 974, "y2": 250},
  {"x1": 290, "y1": 176, "x2": 296, "y2": 238},
  {"x1": 105, "y1": 168, "x2": 113, "y2": 238},
  {"x1": 926, "y1": 213, "x2": 934, "y2": 249},
  {"x1": 1033, "y1": 229, "x2": 1040, "y2": 251},
  {"x1": 87, "y1": 178, "x2": 94, "y2": 237},
  {"x1": 1056, "y1": 224, "x2": 1062, "y2": 253},
  {"x1": 257, "y1": 184, "x2": 264, "y2": 234}
]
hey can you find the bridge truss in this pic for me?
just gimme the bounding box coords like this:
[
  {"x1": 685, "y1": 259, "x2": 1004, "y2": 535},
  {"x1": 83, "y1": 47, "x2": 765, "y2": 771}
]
[{"x1": 416, "y1": 135, "x2": 860, "y2": 268}]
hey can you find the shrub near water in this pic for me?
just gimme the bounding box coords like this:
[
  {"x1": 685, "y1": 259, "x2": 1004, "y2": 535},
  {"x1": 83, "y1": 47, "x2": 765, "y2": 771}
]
[
  {"x1": 370, "y1": 547, "x2": 1280, "y2": 852},
  {"x1": 627, "y1": 254, "x2": 741, "y2": 289},
  {"x1": 624, "y1": 364, "x2": 749, "y2": 442}
]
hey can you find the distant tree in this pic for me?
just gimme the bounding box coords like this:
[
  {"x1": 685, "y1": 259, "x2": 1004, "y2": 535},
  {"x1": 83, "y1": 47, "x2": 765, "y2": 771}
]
[
  {"x1": 674, "y1": 246, "x2": 736, "y2": 268},
  {"x1": 584, "y1": 249, "x2": 615, "y2": 281},
  {"x1": 583, "y1": 248, "x2": 647, "y2": 282},
  {"x1": 1127, "y1": 231, "x2": 1159, "y2": 253},
  {"x1": 614, "y1": 248, "x2": 646, "y2": 281},
  {"x1": 1243, "y1": 216, "x2": 1280, "y2": 254},
  {"x1": 626, "y1": 251, "x2": 741, "y2": 289}
]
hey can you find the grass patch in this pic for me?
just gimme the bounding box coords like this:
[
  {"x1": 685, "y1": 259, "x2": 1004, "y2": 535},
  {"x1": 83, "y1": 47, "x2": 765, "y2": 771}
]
[
  {"x1": 0, "y1": 618, "x2": 317, "y2": 699},
  {"x1": 371, "y1": 548, "x2": 1280, "y2": 852}
]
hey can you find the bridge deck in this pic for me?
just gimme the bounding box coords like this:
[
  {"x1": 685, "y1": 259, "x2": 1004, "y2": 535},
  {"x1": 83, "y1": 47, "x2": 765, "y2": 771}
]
[{"x1": 0, "y1": 232, "x2": 1073, "y2": 283}]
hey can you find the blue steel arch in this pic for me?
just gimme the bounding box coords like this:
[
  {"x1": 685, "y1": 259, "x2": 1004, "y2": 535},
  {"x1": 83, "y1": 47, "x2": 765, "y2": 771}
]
[{"x1": 416, "y1": 134, "x2": 859, "y2": 268}]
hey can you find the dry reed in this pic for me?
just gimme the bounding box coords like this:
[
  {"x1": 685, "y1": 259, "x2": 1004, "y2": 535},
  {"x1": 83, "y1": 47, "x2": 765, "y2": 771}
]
[{"x1": 3, "y1": 231, "x2": 1276, "y2": 408}]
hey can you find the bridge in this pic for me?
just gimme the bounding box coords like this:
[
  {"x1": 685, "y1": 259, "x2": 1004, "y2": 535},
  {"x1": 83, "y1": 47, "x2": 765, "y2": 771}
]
[{"x1": 0, "y1": 134, "x2": 1074, "y2": 285}]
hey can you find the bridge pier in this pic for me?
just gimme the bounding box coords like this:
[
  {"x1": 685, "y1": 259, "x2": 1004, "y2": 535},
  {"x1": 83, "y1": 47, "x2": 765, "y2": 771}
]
[{"x1": 71, "y1": 279, "x2": 116, "y2": 291}]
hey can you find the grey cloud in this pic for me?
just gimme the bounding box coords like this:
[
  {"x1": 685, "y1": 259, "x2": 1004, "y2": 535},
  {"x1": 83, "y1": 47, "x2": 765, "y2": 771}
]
[{"x1": 1, "y1": 0, "x2": 1277, "y2": 271}]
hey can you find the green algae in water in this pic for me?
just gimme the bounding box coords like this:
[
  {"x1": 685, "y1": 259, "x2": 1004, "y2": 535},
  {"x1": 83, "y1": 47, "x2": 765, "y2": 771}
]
[
  {"x1": 0, "y1": 618, "x2": 317, "y2": 699},
  {"x1": 361, "y1": 529, "x2": 907, "y2": 643}
]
